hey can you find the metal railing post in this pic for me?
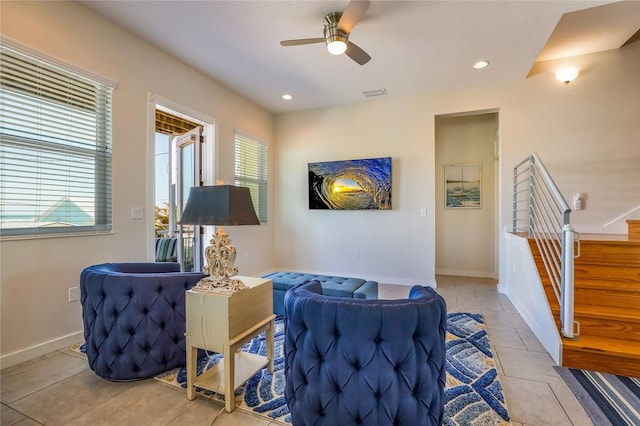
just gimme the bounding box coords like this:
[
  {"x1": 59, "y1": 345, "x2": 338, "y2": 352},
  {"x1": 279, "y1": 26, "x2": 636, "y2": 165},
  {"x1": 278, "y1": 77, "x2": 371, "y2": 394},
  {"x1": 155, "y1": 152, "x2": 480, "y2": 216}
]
[
  {"x1": 561, "y1": 224, "x2": 575, "y2": 338},
  {"x1": 529, "y1": 159, "x2": 536, "y2": 238}
]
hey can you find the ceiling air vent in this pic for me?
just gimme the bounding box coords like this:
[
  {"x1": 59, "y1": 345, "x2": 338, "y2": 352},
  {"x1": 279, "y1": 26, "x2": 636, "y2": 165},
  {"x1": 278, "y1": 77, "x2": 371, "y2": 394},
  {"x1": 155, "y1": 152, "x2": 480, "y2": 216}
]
[{"x1": 363, "y1": 88, "x2": 387, "y2": 98}]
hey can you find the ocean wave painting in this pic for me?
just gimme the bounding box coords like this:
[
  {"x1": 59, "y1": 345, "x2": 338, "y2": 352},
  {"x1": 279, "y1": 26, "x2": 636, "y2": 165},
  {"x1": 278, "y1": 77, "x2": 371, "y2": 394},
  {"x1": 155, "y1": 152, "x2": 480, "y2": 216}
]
[{"x1": 308, "y1": 157, "x2": 392, "y2": 210}]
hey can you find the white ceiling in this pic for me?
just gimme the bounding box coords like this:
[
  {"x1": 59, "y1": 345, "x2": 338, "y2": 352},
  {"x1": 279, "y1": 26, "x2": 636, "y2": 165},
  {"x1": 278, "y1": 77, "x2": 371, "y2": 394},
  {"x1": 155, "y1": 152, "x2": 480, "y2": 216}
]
[{"x1": 79, "y1": 0, "x2": 640, "y2": 114}]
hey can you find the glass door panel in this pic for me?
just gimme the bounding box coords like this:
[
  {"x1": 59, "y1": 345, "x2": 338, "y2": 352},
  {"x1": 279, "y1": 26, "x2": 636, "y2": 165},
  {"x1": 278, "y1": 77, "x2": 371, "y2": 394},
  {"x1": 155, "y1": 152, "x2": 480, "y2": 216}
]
[{"x1": 171, "y1": 127, "x2": 202, "y2": 272}]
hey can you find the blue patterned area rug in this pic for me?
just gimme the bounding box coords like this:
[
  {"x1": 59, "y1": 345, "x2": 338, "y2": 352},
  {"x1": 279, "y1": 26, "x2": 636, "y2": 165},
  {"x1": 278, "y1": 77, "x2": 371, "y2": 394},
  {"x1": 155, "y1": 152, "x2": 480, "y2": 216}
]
[
  {"x1": 554, "y1": 367, "x2": 640, "y2": 425},
  {"x1": 154, "y1": 312, "x2": 510, "y2": 425}
]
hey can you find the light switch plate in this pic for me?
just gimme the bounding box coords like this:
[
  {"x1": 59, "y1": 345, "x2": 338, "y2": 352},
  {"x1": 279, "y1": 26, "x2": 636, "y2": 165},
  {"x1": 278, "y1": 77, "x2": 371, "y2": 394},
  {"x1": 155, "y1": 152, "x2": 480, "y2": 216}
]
[{"x1": 131, "y1": 207, "x2": 143, "y2": 219}]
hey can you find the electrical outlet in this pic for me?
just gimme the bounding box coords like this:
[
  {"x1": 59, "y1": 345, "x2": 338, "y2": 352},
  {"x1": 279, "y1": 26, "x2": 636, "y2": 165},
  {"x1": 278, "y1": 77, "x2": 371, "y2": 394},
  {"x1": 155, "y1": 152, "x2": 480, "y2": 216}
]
[{"x1": 68, "y1": 287, "x2": 79, "y2": 302}]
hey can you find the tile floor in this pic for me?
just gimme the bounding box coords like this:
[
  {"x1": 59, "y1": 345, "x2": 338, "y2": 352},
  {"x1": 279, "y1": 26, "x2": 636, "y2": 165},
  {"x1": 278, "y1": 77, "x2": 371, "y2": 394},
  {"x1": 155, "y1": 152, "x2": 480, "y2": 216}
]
[{"x1": 1, "y1": 275, "x2": 593, "y2": 426}]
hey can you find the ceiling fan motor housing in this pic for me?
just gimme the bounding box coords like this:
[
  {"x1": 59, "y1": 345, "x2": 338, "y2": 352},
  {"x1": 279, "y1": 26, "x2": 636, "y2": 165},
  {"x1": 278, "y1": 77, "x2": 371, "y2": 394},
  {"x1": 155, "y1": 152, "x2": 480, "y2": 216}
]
[{"x1": 324, "y1": 12, "x2": 349, "y2": 52}]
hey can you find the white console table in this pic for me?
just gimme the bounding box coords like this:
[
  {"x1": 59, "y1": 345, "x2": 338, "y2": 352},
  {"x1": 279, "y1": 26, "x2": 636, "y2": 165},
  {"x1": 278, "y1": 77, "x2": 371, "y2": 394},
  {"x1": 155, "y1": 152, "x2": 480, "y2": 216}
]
[{"x1": 185, "y1": 276, "x2": 275, "y2": 412}]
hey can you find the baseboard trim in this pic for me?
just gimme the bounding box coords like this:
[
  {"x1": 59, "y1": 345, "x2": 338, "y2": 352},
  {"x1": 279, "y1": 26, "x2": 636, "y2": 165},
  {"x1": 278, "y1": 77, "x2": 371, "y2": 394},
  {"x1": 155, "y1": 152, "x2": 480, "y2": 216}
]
[
  {"x1": 436, "y1": 268, "x2": 496, "y2": 279},
  {"x1": 0, "y1": 330, "x2": 84, "y2": 370}
]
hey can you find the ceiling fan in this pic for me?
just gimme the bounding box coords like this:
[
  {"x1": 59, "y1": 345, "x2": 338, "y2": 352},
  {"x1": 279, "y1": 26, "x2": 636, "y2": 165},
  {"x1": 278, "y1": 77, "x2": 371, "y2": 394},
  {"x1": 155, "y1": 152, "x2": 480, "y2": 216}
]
[{"x1": 280, "y1": 0, "x2": 371, "y2": 65}]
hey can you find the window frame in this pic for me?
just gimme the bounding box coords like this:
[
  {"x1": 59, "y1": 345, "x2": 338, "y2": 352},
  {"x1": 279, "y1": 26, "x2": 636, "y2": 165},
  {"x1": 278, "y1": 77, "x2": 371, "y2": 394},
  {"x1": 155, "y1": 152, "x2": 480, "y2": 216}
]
[{"x1": 0, "y1": 40, "x2": 115, "y2": 239}]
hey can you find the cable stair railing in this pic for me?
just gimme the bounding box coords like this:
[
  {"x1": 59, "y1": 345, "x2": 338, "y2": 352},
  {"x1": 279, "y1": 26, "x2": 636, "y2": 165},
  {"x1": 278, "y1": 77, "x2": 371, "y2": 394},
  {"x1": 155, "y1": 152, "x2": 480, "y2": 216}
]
[{"x1": 513, "y1": 153, "x2": 580, "y2": 339}]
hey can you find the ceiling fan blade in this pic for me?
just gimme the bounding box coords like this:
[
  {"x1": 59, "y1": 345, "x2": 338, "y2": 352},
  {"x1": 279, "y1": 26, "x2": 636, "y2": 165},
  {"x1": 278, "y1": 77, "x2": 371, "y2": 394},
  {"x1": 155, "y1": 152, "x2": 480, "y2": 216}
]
[
  {"x1": 280, "y1": 38, "x2": 325, "y2": 46},
  {"x1": 345, "y1": 41, "x2": 371, "y2": 65},
  {"x1": 337, "y1": 0, "x2": 370, "y2": 33}
]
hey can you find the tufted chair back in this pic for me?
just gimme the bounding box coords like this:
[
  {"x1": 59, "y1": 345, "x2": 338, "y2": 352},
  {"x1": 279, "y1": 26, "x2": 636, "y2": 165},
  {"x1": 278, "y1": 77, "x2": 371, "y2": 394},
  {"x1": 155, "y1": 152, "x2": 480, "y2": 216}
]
[
  {"x1": 284, "y1": 280, "x2": 447, "y2": 426},
  {"x1": 80, "y1": 262, "x2": 206, "y2": 381}
]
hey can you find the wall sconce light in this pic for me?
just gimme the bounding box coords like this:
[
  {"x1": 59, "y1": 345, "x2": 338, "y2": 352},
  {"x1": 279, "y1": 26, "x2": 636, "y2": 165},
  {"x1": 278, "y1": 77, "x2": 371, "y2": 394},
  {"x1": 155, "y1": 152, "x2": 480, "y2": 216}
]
[{"x1": 555, "y1": 67, "x2": 580, "y2": 84}]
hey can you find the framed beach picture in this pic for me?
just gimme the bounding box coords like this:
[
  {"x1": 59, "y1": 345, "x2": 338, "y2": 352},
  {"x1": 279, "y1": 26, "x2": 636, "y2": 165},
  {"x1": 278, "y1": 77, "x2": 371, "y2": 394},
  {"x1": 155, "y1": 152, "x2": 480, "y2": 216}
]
[{"x1": 445, "y1": 163, "x2": 481, "y2": 208}]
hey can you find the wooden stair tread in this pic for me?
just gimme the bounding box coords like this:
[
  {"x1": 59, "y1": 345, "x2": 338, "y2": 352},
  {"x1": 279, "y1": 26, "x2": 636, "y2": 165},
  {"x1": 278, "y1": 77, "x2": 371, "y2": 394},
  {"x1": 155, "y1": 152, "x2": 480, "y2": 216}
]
[{"x1": 563, "y1": 335, "x2": 640, "y2": 359}]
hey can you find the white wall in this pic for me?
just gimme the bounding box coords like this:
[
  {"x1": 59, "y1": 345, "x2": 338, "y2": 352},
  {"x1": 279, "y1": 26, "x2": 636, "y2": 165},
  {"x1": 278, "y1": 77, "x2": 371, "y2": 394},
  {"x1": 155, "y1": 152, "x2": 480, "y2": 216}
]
[
  {"x1": 0, "y1": 1, "x2": 275, "y2": 367},
  {"x1": 435, "y1": 113, "x2": 498, "y2": 278},
  {"x1": 275, "y1": 97, "x2": 437, "y2": 286},
  {"x1": 274, "y1": 42, "x2": 640, "y2": 289}
]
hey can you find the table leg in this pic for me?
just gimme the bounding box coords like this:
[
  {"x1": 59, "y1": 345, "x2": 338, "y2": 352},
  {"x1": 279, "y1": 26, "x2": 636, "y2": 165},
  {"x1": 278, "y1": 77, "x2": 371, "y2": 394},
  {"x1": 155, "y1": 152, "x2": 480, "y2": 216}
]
[
  {"x1": 223, "y1": 344, "x2": 235, "y2": 412},
  {"x1": 186, "y1": 336, "x2": 197, "y2": 400},
  {"x1": 266, "y1": 318, "x2": 275, "y2": 373}
]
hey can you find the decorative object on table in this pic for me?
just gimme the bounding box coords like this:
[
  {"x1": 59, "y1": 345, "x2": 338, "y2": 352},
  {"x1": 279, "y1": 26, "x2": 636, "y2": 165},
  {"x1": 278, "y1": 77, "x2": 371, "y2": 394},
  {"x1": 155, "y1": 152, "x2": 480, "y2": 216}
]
[
  {"x1": 308, "y1": 157, "x2": 391, "y2": 210},
  {"x1": 180, "y1": 185, "x2": 260, "y2": 294},
  {"x1": 154, "y1": 312, "x2": 510, "y2": 425},
  {"x1": 555, "y1": 366, "x2": 640, "y2": 425},
  {"x1": 445, "y1": 163, "x2": 482, "y2": 208}
]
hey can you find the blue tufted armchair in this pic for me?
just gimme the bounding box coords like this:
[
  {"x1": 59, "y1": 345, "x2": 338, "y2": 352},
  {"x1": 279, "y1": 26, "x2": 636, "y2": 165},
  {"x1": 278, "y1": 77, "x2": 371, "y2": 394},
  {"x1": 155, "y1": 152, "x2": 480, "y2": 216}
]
[
  {"x1": 284, "y1": 280, "x2": 447, "y2": 426},
  {"x1": 80, "y1": 262, "x2": 206, "y2": 381}
]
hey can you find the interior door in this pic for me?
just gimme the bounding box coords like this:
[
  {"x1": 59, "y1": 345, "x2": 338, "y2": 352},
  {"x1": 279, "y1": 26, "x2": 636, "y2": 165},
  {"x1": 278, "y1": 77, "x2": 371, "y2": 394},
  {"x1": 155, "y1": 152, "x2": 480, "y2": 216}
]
[{"x1": 171, "y1": 127, "x2": 203, "y2": 272}]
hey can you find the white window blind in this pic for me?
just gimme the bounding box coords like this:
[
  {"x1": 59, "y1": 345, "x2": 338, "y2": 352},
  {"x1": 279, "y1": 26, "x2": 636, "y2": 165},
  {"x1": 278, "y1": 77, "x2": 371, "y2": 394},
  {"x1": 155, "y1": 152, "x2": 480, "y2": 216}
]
[
  {"x1": 0, "y1": 44, "x2": 113, "y2": 237},
  {"x1": 234, "y1": 132, "x2": 268, "y2": 223}
]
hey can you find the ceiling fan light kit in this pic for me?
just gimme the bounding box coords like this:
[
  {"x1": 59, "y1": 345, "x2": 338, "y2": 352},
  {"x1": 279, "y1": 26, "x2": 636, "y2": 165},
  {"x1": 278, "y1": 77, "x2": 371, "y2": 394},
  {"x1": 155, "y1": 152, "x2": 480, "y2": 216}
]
[
  {"x1": 324, "y1": 12, "x2": 348, "y2": 55},
  {"x1": 280, "y1": 0, "x2": 371, "y2": 65}
]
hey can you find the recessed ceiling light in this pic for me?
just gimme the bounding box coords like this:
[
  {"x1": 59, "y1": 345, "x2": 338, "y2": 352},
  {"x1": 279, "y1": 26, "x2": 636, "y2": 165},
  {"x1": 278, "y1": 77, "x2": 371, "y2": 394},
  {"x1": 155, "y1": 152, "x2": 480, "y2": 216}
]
[
  {"x1": 473, "y1": 60, "x2": 490, "y2": 69},
  {"x1": 282, "y1": 94, "x2": 293, "y2": 100}
]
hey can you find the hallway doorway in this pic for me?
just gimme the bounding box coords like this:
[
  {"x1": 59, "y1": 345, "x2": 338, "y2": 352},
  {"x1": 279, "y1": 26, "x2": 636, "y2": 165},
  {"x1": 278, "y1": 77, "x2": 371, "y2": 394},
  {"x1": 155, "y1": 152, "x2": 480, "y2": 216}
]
[{"x1": 434, "y1": 111, "x2": 499, "y2": 278}]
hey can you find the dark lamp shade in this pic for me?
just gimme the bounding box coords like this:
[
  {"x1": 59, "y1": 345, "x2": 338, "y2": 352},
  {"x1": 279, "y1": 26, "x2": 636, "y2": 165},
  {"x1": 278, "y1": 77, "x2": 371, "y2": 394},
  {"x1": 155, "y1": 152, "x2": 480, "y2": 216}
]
[{"x1": 180, "y1": 185, "x2": 260, "y2": 226}]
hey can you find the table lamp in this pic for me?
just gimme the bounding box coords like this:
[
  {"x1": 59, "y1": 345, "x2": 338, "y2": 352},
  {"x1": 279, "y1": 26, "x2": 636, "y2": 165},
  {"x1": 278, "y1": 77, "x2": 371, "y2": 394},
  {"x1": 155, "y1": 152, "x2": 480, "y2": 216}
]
[{"x1": 180, "y1": 185, "x2": 260, "y2": 293}]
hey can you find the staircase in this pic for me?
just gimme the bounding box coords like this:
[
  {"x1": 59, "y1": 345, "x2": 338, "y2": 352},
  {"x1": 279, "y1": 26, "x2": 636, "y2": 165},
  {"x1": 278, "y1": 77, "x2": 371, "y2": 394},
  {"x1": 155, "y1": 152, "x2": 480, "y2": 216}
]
[{"x1": 529, "y1": 220, "x2": 640, "y2": 377}]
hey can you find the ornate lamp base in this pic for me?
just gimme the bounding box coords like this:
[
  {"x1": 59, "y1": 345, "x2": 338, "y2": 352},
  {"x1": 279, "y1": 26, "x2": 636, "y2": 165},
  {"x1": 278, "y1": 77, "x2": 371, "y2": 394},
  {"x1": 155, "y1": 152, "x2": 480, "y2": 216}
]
[{"x1": 194, "y1": 226, "x2": 248, "y2": 294}]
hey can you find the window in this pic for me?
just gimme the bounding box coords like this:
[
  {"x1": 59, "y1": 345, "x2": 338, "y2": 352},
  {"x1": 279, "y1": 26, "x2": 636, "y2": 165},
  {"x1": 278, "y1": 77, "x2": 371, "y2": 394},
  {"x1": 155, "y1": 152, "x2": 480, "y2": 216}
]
[
  {"x1": 234, "y1": 132, "x2": 268, "y2": 223},
  {"x1": 0, "y1": 43, "x2": 113, "y2": 237}
]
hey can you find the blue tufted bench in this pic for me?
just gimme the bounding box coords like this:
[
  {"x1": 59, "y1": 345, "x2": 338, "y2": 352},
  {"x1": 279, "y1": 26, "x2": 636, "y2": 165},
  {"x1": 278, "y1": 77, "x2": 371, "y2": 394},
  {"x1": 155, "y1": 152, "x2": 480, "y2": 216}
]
[
  {"x1": 261, "y1": 271, "x2": 378, "y2": 315},
  {"x1": 80, "y1": 262, "x2": 206, "y2": 381}
]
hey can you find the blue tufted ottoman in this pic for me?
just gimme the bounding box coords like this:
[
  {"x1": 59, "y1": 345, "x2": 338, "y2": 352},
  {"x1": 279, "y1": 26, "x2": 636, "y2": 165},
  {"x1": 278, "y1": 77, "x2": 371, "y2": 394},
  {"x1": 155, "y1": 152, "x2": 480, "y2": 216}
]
[
  {"x1": 261, "y1": 271, "x2": 378, "y2": 315},
  {"x1": 80, "y1": 262, "x2": 206, "y2": 381}
]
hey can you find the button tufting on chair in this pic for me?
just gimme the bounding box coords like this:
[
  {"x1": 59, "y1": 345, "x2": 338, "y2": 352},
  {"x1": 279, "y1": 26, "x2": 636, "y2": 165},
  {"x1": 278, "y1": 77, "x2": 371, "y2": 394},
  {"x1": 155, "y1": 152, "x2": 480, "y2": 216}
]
[
  {"x1": 284, "y1": 280, "x2": 447, "y2": 426},
  {"x1": 80, "y1": 262, "x2": 206, "y2": 381}
]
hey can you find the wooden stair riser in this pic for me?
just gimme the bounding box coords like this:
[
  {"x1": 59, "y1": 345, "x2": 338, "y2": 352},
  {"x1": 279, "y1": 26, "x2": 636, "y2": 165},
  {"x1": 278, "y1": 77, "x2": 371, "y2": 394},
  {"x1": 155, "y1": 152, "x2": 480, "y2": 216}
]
[
  {"x1": 626, "y1": 220, "x2": 640, "y2": 240},
  {"x1": 550, "y1": 307, "x2": 640, "y2": 341},
  {"x1": 530, "y1": 256, "x2": 640, "y2": 285},
  {"x1": 562, "y1": 348, "x2": 640, "y2": 377},
  {"x1": 574, "y1": 287, "x2": 640, "y2": 308},
  {"x1": 574, "y1": 242, "x2": 640, "y2": 265},
  {"x1": 574, "y1": 263, "x2": 640, "y2": 283},
  {"x1": 576, "y1": 279, "x2": 640, "y2": 292},
  {"x1": 571, "y1": 315, "x2": 640, "y2": 342},
  {"x1": 538, "y1": 273, "x2": 640, "y2": 309}
]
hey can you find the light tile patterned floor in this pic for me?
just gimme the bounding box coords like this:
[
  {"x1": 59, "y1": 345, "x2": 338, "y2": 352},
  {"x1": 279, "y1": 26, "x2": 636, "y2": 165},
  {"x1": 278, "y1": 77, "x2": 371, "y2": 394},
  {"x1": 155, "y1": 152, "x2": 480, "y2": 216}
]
[{"x1": 1, "y1": 275, "x2": 593, "y2": 425}]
